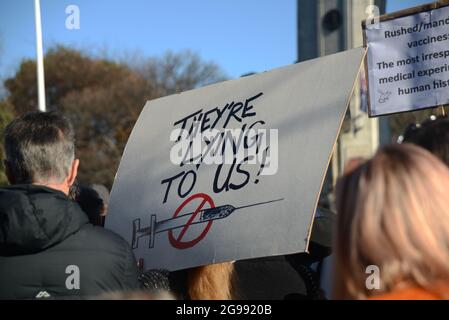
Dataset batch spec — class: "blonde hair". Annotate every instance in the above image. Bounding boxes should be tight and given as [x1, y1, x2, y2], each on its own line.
[334, 144, 449, 299]
[97, 290, 175, 300]
[187, 262, 236, 300]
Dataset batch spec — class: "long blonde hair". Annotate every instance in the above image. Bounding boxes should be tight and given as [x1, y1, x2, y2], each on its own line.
[334, 144, 449, 299]
[187, 262, 236, 300]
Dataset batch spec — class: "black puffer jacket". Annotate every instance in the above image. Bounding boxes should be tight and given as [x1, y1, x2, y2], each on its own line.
[0, 185, 139, 299]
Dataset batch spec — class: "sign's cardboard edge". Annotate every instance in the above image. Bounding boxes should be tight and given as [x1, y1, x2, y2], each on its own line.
[304, 47, 368, 254]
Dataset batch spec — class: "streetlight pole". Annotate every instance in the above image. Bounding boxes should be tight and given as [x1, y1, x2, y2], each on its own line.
[34, 0, 46, 112]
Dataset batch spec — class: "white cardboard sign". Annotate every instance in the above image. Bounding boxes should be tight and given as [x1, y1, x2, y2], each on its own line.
[105, 48, 365, 271]
[365, 4, 449, 116]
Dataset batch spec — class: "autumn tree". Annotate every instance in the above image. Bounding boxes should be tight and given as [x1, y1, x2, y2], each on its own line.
[135, 50, 227, 97]
[1, 46, 226, 188]
[0, 101, 14, 186]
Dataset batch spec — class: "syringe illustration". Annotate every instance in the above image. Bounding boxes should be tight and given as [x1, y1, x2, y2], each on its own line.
[131, 198, 284, 249]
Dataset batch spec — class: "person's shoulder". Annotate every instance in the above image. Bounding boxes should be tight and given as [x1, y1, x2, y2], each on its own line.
[370, 282, 449, 300]
[77, 224, 131, 252]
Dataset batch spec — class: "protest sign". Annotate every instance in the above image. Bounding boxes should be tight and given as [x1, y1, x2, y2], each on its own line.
[105, 47, 366, 271]
[363, 1, 449, 117]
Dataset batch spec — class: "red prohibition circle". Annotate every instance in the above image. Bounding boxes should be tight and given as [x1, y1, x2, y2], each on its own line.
[168, 193, 215, 249]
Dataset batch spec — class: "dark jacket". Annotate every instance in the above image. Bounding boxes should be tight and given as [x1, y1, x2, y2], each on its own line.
[139, 208, 335, 300]
[0, 185, 139, 299]
[140, 257, 309, 300]
[233, 255, 308, 300]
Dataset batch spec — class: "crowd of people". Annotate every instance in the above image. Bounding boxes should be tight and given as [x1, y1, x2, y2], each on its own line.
[1, 111, 449, 300]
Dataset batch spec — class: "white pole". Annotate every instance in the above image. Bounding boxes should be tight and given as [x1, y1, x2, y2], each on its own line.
[34, 0, 46, 112]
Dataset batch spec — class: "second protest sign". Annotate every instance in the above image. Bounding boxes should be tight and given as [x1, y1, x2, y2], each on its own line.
[364, 2, 449, 117]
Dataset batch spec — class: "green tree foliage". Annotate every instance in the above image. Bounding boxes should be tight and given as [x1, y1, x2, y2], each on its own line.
[2, 46, 226, 188]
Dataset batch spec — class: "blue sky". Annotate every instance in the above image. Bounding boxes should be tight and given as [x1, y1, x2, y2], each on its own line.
[0, 0, 431, 85]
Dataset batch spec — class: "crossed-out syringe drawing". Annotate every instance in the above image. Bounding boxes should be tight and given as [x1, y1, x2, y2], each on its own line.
[131, 193, 284, 250]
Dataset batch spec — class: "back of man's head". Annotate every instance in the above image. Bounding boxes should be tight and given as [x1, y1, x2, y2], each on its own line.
[3, 111, 75, 185]
[404, 117, 449, 168]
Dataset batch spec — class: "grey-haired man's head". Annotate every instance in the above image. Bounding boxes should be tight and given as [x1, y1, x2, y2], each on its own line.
[3, 111, 79, 194]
